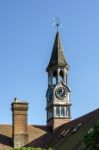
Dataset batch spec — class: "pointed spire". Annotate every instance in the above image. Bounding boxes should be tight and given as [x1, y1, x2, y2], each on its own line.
[46, 32, 69, 71]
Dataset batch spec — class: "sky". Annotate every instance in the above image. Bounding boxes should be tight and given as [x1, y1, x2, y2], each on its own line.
[0, 0, 99, 125]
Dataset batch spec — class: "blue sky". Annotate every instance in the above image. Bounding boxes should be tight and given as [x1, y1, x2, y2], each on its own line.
[0, 0, 99, 125]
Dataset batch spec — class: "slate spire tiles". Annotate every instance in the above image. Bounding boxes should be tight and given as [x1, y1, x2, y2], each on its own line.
[46, 32, 69, 71]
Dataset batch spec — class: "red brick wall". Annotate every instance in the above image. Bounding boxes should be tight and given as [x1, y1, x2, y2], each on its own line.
[47, 118, 70, 130]
[11, 101, 28, 148]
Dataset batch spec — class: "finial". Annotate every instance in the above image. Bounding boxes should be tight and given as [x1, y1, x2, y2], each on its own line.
[53, 17, 61, 32]
[14, 97, 20, 102]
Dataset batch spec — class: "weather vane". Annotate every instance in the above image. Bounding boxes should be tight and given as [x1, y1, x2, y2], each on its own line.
[53, 17, 61, 32]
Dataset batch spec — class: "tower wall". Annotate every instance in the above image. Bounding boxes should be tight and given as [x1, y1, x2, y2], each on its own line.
[11, 98, 28, 148]
[46, 32, 72, 131]
[47, 118, 70, 130]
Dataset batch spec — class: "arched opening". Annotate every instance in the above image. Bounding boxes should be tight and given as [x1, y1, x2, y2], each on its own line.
[52, 71, 57, 85]
[59, 70, 64, 82]
[52, 77, 57, 85]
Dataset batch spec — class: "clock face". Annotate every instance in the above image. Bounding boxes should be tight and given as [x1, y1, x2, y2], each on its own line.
[55, 87, 68, 100]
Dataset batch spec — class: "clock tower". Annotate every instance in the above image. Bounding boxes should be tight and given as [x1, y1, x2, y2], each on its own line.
[46, 32, 71, 130]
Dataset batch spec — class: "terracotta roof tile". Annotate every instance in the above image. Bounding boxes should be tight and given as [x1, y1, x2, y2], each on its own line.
[0, 124, 52, 149]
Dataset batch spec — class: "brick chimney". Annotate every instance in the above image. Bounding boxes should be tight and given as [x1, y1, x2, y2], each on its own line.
[11, 98, 28, 148]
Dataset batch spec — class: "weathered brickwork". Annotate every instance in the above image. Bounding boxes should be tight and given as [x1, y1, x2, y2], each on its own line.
[11, 99, 28, 148]
[47, 118, 70, 130]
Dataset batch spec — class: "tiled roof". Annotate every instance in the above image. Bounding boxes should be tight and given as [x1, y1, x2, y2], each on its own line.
[0, 108, 98, 150]
[0, 124, 52, 149]
[48, 108, 99, 150]
[27, 125, 52, 148]
[0, 125, 12, 150]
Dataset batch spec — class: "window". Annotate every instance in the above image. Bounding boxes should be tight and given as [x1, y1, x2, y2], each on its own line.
[56, 107, 60, 116]
[49, 111, 52, 118]
[61, 107, 65, 116]
[66, 107, 70, 117]
[48, 111, 50, 119]
[48, 110, 53, 119]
